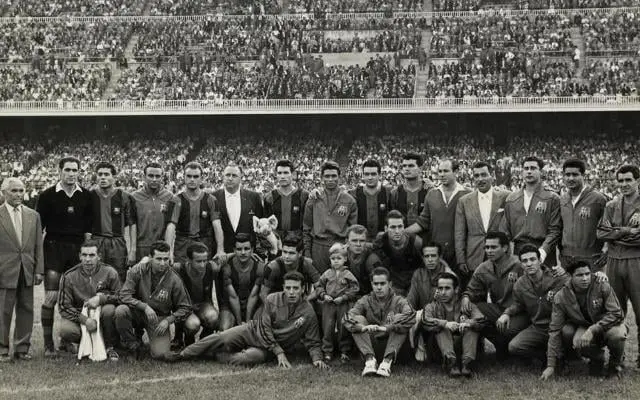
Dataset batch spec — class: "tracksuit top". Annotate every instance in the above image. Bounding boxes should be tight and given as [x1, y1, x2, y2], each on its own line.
[547, 278, 624, 367]
[343, 292, 415, 333]
[597, 195, 640, 259]
[58, 262, 122, 324]
[422, 300, 487, 332]
[463, 255, 524, 310]
[316, 268, 360, 301]
[303, 189, 358, 245]
[500, 185, 562, 255]
[504, 269, 569, 329]
[250, 292, 323, 362]
[406, 260, 454, 311]
[119, 261, 192, 323]
[560, 186, 607, 258]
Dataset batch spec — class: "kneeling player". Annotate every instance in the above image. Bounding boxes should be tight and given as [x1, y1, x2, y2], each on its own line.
[115, 241, 192, 359]
[58, 240, 121, 360]
[174, 243, 221, 347]
[422, 273, 487, 378]
[541, 261, 626, 380]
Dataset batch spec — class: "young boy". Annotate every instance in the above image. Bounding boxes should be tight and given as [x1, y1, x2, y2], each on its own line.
[317, 243, 360, 363]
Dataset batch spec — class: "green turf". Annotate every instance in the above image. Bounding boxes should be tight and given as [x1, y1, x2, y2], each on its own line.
[1, 286, 638, 400]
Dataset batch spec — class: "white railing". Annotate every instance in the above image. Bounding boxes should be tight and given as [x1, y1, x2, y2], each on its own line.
[0, 96, 637, 115]
[0, 6, 638, 23]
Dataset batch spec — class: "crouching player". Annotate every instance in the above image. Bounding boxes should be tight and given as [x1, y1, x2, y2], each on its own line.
[421, 272, 487, 378]
[343, 267, 414, 378]
[115, 241, 192, 359]
[58, 240, 122, 360]
[541, 261, 626, 380]
[173, 243, 221, 347]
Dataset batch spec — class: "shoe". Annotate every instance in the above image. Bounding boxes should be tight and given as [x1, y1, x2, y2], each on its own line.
[461, 362, 473, 378]
[376, 359, 392, 377]
[362, 358, 378, 377]
[170, 339, 184, 351]
[44, 347, 57, 358]
[164, 351, 183, 363]
[0, 354, 11, 363]
[588, 359, 605, 377]
[106, 348, 119, 362]
[323, 354, 332, 363]
[59, 342, 79, 355]
[339, 353, 350, 365]
[445, 357, 461, 378]
[14, 353, 32, 361]
[607, 364, 623, 379]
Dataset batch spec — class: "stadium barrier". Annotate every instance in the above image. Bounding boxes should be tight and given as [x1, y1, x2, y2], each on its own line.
[0, 96, 637, 115]
[0, 6, 638, 23]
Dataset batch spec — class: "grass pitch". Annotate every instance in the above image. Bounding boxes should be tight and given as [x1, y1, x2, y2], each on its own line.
[1, 286, 638, 400]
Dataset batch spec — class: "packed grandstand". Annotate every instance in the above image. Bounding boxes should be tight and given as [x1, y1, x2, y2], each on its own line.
[0, 0, 636, 109]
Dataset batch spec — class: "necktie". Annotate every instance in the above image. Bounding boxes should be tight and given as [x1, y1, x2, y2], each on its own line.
[13, 207, 22, 246]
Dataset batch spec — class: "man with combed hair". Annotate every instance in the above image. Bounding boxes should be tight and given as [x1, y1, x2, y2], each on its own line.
[213, 163, 264, 253]
[407, 159, 471, 273]
[89, 162, 137, 282]
[219, 233, 264, 331]
[421, 272, 487, 377]
[264, 160, 309, 239]
[0, 177, 43, 361]
[455, 161, 510, 277]
[541, 261, 626, 380]
[165, 162, 225, 264]
[343, 267, 415, 378]
[461, 231, 527, 358]
[167, 271, 329, 370]
[500, 156, 561, 268]
[261, 234, 320, 302]
[497, 244, 569, 363]
[36, 157, 93, 357]
[131, 162, 176, 260]
[372, 210, 423, 297]
[58, 240, 121, 361]
[115, 241, 192, 359]
[345, 225, 380, 296]
[303, 161, 357, 274]
[559, 159, 607, 270]
[173, 242, 221, 347]
[349, 159, 391, 240]
[390, 153, 432, 227]
[597, 164, 640, 367]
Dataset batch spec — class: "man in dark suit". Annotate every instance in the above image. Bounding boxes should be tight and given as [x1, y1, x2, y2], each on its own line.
[455, 161, 510, 277]
[0, 178, 44, 361]
[213, 163, 263, 253]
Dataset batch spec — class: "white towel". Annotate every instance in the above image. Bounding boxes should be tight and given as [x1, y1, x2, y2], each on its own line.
[78, 306, 107, 362]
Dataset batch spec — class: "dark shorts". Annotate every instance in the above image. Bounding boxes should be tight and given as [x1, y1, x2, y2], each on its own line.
[94, 236, 128, 280]
[44, 238, 82, 276]
[174, 236, 214, 264]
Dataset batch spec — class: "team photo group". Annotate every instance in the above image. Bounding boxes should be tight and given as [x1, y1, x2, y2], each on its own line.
[2, 151, 638, 382]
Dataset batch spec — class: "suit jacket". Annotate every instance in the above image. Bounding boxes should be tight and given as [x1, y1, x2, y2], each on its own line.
[213, 189, 264, 252]
[455, 188, 510, 272]
[0, 205, 44, 289]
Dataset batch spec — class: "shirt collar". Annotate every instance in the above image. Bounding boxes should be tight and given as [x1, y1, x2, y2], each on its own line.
[4, 202, 21, 213]
[55, 182, 82, 196]
[478, 187, 493, 199]
[438, 182, 465, 197]
[225, 188, 241, 198]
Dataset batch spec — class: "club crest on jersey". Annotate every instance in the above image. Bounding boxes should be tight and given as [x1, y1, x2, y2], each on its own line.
[293, 205, 300, 213]
[67, 206, 75, 214]
[294, 316, 305, 328]
[201, 210, 208, 218]
[157, 289, 169, 301]
[507, 272, 518, 282]
[380, 203, 386, 211]
[113, 207, 121, 215]
[630, 212, 640, 227]
[385, 312, 396, 325]
[535, 201, 547, 213]
[337, 205, 348, 217]
[592, 299, 603, 309]
[579, 207, 590, 219]
[160, 203, 167, 212]
[96, 281, 105, 291]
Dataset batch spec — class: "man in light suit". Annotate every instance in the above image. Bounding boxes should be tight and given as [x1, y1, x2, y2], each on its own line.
[0, 178, 43, 361]
[213, 163, 263, 254]
[455, 161, 510, 278]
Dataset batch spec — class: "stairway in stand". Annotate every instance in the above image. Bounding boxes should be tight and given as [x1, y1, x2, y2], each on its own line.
[414, 30, 432, 98]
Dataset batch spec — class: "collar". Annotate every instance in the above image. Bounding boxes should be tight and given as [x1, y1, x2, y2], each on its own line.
[571, 186, 587, 202]
[478, 187, 493, 199]
[225, 188, 241, 198]
[4, 202, 21, 213]
[438, 182, 465, 198]
[55, 182, 82, 196]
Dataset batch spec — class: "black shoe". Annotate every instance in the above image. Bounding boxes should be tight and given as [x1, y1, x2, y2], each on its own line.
[14, 353, 32, 361]
[445, 357, 461, 378]
[164, 351, 183, 363]
[170, 339, 184, 351]
[607, 364, 623, 379]
[589, 359, 605, 377]
[461, 362, 473, 378]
